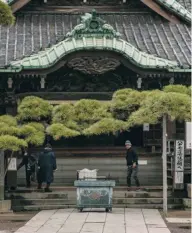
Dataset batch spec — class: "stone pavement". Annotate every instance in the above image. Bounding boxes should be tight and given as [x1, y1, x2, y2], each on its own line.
[11, 208, 171, 233]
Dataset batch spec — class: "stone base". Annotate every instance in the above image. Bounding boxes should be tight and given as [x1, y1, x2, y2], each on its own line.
[183, 198, 191, 209]
[0, 200, 12, 213]
[0, 185, 4, 200]
[187, 184, 191, 198]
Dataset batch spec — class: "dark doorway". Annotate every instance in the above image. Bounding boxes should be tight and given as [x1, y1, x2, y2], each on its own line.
[114, 126, 143, 147]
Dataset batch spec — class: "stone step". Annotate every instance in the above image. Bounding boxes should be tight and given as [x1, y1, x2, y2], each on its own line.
[11, 198, 182, 206]
[13, 204, 76, 211]
[9, 185, 172, 192]
[12, 203, 183, 212]
[113, 204, 184, 209]
[113, 198, 182, 205]
[6, 191, 76, 200]
[6, 190, 173, 200]
[12, 199, 76, 205]
[113, 190, 172, 198]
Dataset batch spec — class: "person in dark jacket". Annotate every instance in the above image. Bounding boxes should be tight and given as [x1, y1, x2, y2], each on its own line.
[17, 148, 36, 188]
[125, 140, 140, 188]
[37, 144, 57, 192]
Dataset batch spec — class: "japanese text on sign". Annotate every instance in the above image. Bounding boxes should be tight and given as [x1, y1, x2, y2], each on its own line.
[175, 140, 184, 184]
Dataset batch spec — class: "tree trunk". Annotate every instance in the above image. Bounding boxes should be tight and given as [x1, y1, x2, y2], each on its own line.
[0, 151, 4, 200]
[162, 114, 167, 215]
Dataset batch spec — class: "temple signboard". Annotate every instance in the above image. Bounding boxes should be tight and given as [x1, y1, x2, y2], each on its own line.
[174, 140, 184, 188]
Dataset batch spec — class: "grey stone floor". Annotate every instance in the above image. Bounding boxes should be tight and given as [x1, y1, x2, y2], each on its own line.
[12, 208, 171, 233]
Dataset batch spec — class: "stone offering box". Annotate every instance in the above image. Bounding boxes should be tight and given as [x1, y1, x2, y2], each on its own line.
[75, 169, 115, 212]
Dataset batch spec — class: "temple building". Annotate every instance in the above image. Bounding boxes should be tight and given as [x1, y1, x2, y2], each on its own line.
[0, 0, 191, 187]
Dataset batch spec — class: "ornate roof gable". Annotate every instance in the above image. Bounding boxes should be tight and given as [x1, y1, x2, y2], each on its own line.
[0, 10, 184, 73]
[66, 10, 121, 39]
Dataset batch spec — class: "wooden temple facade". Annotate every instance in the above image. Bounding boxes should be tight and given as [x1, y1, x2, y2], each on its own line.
[0, 0, 191, 185]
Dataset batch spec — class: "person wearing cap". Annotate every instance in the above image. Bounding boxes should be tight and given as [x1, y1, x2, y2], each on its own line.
[125, 140, 140, 189]
[37, 144, 57, 192]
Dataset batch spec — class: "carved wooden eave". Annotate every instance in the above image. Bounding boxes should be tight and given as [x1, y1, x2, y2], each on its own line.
[7, 0, 31, 13]
[0, 10, 186, 75]
[155, 0, 191, 24]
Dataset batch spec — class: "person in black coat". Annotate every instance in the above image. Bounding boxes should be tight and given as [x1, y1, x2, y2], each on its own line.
[125, 140, 140, 188]
[37, 144, 57, 192]
[17, 148, 36, 188]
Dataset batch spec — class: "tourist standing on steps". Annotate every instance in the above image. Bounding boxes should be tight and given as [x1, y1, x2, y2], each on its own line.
[37, 144, 57, 192]
[17, 148, 36, 188]
[125, 140, 140, 189]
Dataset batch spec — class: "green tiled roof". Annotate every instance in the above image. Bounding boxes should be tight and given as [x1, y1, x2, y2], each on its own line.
[155, 0, 191, 23]
[7, 37, 178, 72]
[0, 10, 181, 73]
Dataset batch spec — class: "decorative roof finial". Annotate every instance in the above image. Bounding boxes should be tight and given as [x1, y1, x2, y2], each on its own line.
[66, 10, 121, 39]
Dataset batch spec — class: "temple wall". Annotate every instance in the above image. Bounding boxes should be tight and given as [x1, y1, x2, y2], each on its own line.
[17, 155, 163, 186]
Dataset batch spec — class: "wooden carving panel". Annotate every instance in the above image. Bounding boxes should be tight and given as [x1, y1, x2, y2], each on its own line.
[67, 57, 120, 75]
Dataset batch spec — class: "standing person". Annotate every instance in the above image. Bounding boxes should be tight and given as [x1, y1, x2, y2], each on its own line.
[37, 144, 57, 192]
[125, 140, 140, 189]
[17, 148, 36, 188]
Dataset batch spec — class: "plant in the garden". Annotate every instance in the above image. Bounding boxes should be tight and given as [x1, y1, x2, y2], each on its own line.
[83, 118, 127, 136]
[0, 0, 15, 25]
[163, 84, 190, 95]
[0, 135, 27, 152]
[48, 99, 118, 138]
[46, 123, 80, 140]
[17, 96, 53, 144]
[0, 115, 27, 152]
[125, 84, 191, 215]
[19, 123, 45, 146]
[111, 88, 145, 120]
[127, 87, 191, 127]
[17, 96, 53, 121]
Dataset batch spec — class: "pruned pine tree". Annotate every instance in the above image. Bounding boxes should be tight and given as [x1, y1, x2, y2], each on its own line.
[127, 89, 191, 127]
[125, 85, 191, 214]
[0, 1, 15, 25]
[49, 99, 127, 138]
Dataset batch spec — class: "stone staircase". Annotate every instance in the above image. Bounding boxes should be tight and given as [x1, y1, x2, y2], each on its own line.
[5, 186, 184, 211]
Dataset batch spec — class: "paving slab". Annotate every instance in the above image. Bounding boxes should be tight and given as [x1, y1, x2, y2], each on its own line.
[12, 208, 172, 233]
[126, 226, 148, 233]
[148, 228, 171, 233]
[80, 223, 104, 233]
[86, 212, 106, 223]
[142, 209, 167, 228]
[166, 217, 191, 223]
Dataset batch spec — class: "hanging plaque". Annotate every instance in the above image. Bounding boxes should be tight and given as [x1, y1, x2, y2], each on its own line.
[143, 123, 150, 131]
